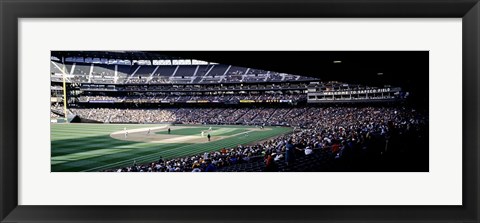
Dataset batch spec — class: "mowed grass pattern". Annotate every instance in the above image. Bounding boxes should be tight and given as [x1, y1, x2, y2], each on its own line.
[51, 124, 292, 172]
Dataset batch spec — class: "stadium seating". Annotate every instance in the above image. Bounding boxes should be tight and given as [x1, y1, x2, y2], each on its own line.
[93, 64, 115, 76]
[72, 62, 91, 76]
[173, 65, 197, 77]
[50, 61, 65, 74]
[117, 64, 134, 77]
[205, 64, 229, 76]
[154, 66, 176, 76]
[132, 65, 155, 77]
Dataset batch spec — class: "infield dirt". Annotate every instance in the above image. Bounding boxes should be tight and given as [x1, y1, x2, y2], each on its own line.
[110, 125, 270, 144]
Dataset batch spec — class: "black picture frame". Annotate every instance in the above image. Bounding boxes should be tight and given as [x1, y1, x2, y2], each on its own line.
[1, 0, 479, 222]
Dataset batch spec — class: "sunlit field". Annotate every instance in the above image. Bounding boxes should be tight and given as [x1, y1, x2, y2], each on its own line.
[51, 123, 292, 172]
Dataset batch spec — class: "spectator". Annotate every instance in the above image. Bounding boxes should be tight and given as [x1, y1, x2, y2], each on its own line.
[264, 154, 278, 172]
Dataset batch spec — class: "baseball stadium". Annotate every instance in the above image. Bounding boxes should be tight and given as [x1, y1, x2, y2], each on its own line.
[50, 51, 429, 172]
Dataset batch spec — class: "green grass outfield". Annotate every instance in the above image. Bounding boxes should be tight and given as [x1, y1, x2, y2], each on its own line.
[51, 123, 292, 172]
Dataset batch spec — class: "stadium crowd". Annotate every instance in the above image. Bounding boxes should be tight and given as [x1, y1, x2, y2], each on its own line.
[70, 108, 177, 123]
[68, 106, 427, 129]
[99, 106, 427, 172]
[75, 93, 306, 103]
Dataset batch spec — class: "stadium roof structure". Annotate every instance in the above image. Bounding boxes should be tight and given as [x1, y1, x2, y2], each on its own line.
[51, 51, 186, 61]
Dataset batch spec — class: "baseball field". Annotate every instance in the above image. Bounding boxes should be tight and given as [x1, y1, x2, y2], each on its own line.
[51, 123, 292, 172]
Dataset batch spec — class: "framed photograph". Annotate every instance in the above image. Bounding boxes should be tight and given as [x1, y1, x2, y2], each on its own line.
[48, 50, 429, 173]
[1, 0, 479, 222]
